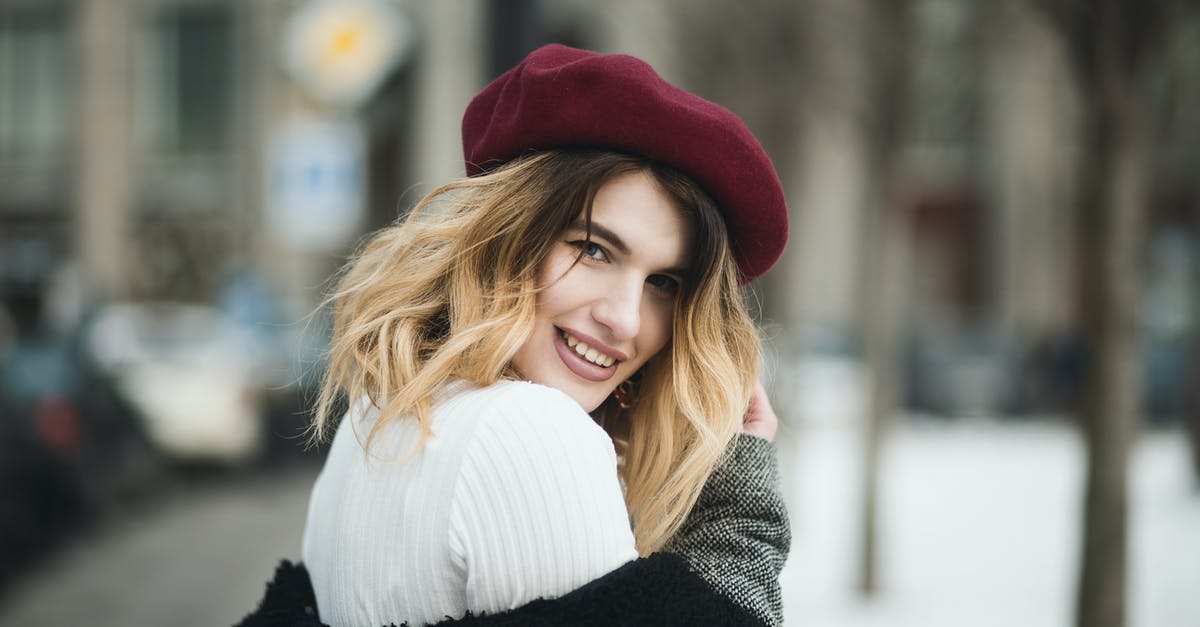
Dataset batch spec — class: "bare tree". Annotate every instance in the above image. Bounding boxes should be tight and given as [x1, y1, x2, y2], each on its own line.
[1033, 1, 1178, 625]
[856, 0, 913, 596]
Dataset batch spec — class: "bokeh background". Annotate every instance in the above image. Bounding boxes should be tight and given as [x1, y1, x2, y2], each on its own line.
[0, 1, 1197, 626]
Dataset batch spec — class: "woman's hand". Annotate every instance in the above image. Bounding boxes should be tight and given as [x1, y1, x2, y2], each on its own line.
[741, 381, 778, 442]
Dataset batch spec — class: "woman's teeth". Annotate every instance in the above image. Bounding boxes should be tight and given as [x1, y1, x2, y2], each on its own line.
[562, 331, 616, 367]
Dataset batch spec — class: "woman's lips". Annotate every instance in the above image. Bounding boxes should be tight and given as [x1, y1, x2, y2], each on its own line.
[554, 328, 619, 382]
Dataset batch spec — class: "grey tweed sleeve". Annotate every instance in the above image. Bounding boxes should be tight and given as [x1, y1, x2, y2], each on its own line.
[662, 434, 791, 626]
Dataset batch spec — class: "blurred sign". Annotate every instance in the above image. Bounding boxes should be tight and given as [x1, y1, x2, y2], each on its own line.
[282, 0, 412, 108]
[266, 117, 364, 251]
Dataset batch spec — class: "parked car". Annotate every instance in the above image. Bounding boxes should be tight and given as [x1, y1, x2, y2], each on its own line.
[82, 303, 268, 466]
[0, 336, 114, 593]
[0, 389, 88, 594]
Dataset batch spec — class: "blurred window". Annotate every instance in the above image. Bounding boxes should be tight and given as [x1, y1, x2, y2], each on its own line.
[0, 4, 69, 165]
[139, 2, 234, 157]
[911, 0, 981, 149]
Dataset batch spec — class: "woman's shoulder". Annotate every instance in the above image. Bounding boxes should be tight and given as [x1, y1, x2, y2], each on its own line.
[452, 378, 580, 407]
[448, 380, 603, 435]
[446, 381, 634, 595]
[445, 380, 616, 465]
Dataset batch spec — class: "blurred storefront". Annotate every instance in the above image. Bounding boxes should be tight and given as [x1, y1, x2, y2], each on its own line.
[0, 0, 1197, 422]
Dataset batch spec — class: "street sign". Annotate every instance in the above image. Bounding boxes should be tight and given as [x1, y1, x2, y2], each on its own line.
[266, 116, 365, 251]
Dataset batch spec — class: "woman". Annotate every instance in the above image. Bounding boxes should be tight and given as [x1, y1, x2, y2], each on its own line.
[238, 44, 790, 626]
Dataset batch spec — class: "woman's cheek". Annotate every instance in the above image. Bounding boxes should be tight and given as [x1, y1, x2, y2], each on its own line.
[643, 303, 675, 356]
[538, 246, 578, 286]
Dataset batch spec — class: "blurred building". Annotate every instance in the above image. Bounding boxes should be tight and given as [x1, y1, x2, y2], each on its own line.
[2, 0, 266, 332]
[0, 0, 703, 332]
[1, 0, 1196, 417]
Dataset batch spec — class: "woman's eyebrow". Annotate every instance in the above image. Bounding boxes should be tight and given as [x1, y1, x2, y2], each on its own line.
[568, 218, 689, 276]
[569, 219, 630, 255]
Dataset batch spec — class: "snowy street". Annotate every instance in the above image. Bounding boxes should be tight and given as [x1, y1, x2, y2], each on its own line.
[780, 419, 1200, 627]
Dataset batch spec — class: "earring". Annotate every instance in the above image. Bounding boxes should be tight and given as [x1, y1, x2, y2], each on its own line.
[613, 378, 638, 409]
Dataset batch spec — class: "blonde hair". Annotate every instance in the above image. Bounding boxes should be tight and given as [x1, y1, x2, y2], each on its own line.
[313, 149, 762, 554]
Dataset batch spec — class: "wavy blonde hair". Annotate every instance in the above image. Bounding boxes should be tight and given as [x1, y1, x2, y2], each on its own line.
[312, 148, 761, 554]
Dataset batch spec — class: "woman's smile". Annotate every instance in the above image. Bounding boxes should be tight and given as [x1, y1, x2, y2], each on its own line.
[553, 327, 621, 382]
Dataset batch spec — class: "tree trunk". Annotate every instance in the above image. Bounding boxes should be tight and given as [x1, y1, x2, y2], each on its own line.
[1033, 0, 1155, 622]
[857, 194, 908, 597]
[857, 0, 912, 597]
[1073, 4, 1147, 625]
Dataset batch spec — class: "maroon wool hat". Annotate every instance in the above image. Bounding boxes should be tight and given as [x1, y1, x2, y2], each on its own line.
[462, 44, 788, 285]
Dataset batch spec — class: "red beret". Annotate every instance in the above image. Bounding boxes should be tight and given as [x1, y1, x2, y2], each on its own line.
[462, 44, 788, 285]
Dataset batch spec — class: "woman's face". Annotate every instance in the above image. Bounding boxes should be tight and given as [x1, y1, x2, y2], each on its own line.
[511, 170, 692, 412]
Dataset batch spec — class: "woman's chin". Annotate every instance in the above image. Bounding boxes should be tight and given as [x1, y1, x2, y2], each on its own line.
[551, 380, 610, 413]
[511, 365, 612, 412]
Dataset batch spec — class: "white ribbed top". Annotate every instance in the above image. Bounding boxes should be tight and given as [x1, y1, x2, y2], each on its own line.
[301, 381, 638, 627]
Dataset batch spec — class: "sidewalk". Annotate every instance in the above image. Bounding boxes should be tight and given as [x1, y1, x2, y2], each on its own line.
[0, 468, 317, 627]
[779, 419, 1200, 627]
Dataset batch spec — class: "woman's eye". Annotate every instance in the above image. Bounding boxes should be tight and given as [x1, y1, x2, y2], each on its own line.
[584, 242, 606, 260]
[647, 274, 680, 294]
[570, 240, 608, 262]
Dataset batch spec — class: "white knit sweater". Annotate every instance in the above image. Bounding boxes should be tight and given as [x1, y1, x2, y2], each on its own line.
[301, 381, 638, 627]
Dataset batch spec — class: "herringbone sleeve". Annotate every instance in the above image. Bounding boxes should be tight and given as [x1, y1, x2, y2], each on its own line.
[663, 434, 791, 626]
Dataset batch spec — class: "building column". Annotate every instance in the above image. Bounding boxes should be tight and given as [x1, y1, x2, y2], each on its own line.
[409, 0, 485, 193]
[76, 0, 133, 298]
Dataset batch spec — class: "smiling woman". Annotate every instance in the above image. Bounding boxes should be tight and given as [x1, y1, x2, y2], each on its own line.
[239, 44, 790, 627]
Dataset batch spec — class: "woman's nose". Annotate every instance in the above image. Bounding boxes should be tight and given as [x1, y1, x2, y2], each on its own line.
[592, 278, 641, 340]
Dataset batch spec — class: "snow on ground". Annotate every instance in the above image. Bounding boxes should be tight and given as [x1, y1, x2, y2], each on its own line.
[777, 418, 1200, 627]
